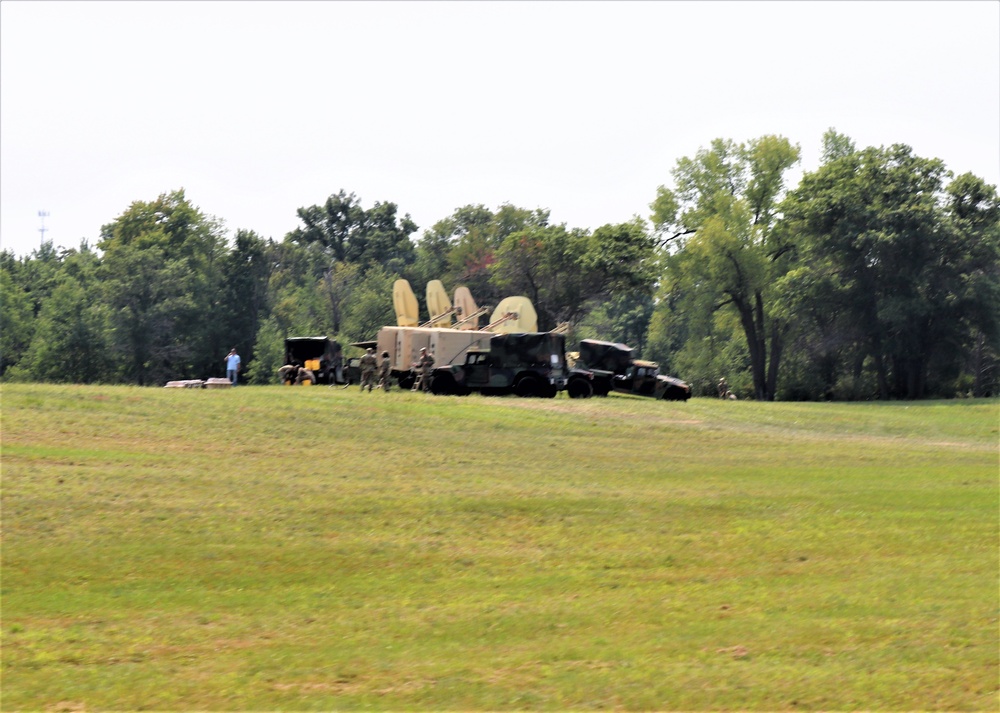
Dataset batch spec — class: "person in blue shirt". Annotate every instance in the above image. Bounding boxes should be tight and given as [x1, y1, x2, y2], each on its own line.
[225, 348, 241, 386]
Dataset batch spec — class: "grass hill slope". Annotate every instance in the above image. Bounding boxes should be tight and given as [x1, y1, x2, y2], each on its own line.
[2, 384, 997, 710]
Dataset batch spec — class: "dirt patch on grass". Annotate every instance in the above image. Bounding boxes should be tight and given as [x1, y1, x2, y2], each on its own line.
[272, 677, 436, 696]
[497, 397, 704, 425]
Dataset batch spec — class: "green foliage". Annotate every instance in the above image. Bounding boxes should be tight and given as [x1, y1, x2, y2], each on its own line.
[583, 218, 660, 295]
[432, 203, 551, 308]
[19, 278, 113, 383]
[219, 230, 273, 363]
[0, 260, 35, 376]
[290, 190, 417, 274]
[96, 190, 228, 383]
[820, 127, 856, 164]
[576, 292, 654, 355]
[245, 316, 285, 385]
[269, 282, 325, 338]
[338, 264, 397, 344]
[491, 219, 657, 331]
[1, 152, 994, 400]
[491, 224, 592, 329]
[317, 260, 360, 336]
[98, 188, 224, 265]
[658, 135, 801, 400]
[782, 144, 1000, 398]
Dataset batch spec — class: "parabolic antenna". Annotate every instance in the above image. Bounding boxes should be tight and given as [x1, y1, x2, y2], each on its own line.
[452, 286, 479, 330]
[426, 280, 452, 327]
[393, 279, 419, 327]
[490, 296, 538, 333]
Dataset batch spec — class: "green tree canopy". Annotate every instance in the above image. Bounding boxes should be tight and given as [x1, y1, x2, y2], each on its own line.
[781, 144, 1000, 398]
[655, 135, 802, 400]
[289, 190, 417, 274]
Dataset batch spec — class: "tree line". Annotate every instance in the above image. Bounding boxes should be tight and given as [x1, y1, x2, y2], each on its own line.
[2, 130, 998, 399]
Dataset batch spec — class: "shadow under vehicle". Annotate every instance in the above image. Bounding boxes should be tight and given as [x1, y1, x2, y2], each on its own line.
[283, 337, 349, 385]
[575, 339, 691, 401]
[428, 332, 595, 398]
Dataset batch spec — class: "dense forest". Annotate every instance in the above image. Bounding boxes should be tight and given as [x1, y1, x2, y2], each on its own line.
[3, 131, 998, 400]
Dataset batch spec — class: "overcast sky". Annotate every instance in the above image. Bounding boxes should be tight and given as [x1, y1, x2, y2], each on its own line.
[2, 1, 998, 258]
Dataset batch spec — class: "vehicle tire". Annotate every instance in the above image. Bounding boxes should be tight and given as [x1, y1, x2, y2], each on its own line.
[541, 383, 558, 398]
[514, 375, 541, 397]
[429, 373, 455, 395]
[397, 373, 415, 390]
[567, 377, 593, 399]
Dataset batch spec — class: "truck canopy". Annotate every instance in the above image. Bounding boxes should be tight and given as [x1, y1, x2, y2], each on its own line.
[578, 339, 634, 375]
[284, 337, 345, 385]
[490, 332, 567, 368]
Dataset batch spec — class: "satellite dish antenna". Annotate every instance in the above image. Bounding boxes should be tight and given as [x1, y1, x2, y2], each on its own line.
[425, 280, 452, 328]
[453, 286, 479, 330]
[490, 296, 538, 333]
[392, 279, 419, 327]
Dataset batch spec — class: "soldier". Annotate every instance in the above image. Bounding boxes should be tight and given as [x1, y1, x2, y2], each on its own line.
[377, 350, 392, 392]
[278, 362, 301, 385]
[359, 348, 378, 392]
[412, 347, 435, 392]
[718, 377, 729, 399]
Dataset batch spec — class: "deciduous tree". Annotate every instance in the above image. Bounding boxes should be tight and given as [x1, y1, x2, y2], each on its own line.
[781, 144, 1000, 398]
[655, 136, 801, 400]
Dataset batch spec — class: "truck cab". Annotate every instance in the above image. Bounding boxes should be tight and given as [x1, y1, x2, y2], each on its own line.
[430, 332, 571, 397]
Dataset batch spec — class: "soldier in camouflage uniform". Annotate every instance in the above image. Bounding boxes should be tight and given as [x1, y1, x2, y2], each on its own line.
[359, 348, 378, 392]
[413, 347, 435, 392]
[377, 351, 392, 392]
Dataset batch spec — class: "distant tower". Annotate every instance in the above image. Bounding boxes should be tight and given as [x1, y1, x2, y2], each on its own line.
[38, 210, 51, 247]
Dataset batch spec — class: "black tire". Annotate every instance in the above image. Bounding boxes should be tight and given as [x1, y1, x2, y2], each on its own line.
[567, 378, 593, 399]
[514, 375, 541, 398]
[429, 373, 455, 396]
[397, 373, 415, 390]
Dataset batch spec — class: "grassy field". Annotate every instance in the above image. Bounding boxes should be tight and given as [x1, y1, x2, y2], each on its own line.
[1, 383, 997, 711]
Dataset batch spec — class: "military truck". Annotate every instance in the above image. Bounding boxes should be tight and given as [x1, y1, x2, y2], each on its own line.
[352, 326, 495, 390]
[575, 339, 690, 401]
[428, 332, 594, 398]
[283, 337, 348, 385]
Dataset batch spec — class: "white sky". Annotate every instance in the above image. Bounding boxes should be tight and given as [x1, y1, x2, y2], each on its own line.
[2, 1, 998, 257]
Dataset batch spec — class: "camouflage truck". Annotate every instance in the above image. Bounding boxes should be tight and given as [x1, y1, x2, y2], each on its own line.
[575, 339, 691, 401]
[283, 337, 349, 385]
[428, 332, 595, 398]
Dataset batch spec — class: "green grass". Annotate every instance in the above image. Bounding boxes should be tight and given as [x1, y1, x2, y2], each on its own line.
[2, 384, 997, 711]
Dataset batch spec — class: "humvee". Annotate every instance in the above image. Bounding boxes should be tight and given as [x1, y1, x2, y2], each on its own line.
[575, 339, 690, 401]
[428, 332, 594, 398]
[612, 360, 691, 401]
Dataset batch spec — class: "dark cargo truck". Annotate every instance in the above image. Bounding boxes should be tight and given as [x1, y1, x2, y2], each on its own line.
[429, 332, 594, 398]
[283, 337, 348, 385]
[575, 339, 691, 401]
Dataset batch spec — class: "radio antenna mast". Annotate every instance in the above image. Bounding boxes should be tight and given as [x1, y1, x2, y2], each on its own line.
[38, 210, 51, 247]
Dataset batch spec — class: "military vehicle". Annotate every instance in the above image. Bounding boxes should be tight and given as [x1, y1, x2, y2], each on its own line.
[282, 337, 348, 385]
[428, 332, 595, 398]
[352, 326, 496, 390]
[353, 281, 544, 390]
[575, 339, 691, 401]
